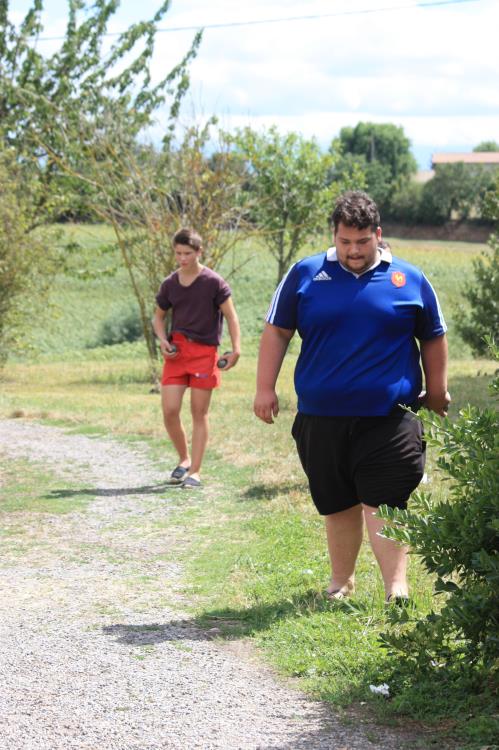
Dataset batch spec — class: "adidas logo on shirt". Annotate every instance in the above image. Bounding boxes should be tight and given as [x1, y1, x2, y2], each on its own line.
[313, 270, 332, 281]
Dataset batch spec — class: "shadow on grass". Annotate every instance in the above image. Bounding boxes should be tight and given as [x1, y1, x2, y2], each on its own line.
[44, 481, 181, 498]
[193, 588, 364, 638]
[240, 480, 306, 501]
[102, 589, 343, 647]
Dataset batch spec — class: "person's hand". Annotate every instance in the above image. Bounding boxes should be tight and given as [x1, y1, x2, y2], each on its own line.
[220, 351, 240, 371]
[254, 389, 279, 424]
[419, 390, 451, 417]
[160, 340, 177, 358]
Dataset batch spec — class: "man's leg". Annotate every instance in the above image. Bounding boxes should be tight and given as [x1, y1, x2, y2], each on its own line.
[325, 504, 363, 597]
[188, 387, 213, 481]
[161, 385, 190, 467]
[363, 505, 408, 599]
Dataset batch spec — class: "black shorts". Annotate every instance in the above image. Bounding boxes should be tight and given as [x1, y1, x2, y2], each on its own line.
[291, 411, 426, 515]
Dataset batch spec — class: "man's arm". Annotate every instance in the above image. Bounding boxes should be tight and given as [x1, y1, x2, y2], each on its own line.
[420, 334, 451, 416]
[219, 297, 241, 370]
[254, 323, 295, 424]
[152, 306, 175, 356]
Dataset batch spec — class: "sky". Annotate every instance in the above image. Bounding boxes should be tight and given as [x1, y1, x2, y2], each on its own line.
[10, 0, 499, 169]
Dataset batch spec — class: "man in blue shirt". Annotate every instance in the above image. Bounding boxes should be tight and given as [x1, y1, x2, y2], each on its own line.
[254, 191, 450, 603]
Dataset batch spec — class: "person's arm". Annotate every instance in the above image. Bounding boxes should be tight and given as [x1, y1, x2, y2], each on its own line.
[420, 334, 451, 416]
[152, 306, 175, 357]
[219, 297, 241, 370]
[254, 323, 295, 424]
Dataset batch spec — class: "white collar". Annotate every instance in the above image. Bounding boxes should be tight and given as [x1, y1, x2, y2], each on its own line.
[326, 245, 392, 278]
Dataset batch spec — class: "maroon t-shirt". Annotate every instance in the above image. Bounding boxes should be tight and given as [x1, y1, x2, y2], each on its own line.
[155, 267, 231, 346]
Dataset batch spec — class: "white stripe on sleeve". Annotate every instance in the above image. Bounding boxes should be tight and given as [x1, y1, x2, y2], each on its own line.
[423, 274, 447, 332]
[266, 263, 296, 323]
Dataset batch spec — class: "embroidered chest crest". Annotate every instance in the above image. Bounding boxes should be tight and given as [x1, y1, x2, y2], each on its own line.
[391, 271, 406, 288]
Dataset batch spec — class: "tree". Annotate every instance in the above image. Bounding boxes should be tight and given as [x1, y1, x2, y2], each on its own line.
[419, 162, 497, 225]
[45, 113, 250, 378]
[0, 147, 57, 361]
[0, 0, 201, 222]
[455, 174, 499, 355]
[336, 122, 417, 214]
[473, 141, 499, 152]
[231, 127, 355, 282]
[0, 0, 202, 366]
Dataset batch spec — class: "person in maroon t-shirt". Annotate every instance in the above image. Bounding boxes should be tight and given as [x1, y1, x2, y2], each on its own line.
[152, 228, 241, 488]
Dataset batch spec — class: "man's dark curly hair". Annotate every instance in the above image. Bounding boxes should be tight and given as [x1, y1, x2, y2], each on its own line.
[330, 191, 380, 232]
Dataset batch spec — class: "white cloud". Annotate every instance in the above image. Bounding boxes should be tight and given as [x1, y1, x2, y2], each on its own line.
[9, 0, 499, 165]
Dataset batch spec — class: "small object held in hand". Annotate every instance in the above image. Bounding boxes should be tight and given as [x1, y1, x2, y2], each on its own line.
[169, 343, 177, 354]
[217, 351, 232, 369]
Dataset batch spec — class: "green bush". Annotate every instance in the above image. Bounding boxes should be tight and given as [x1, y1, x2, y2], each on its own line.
[378, 345, 499, 673]
[387, 180, 424, 224]
[456, 234, 499, 356]
[0, 149, 58, 362]
[94, 308, 144, 347]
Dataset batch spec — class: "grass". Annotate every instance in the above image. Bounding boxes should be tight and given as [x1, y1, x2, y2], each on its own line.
[0, 458, 94, 515]
[1, 225, 497, 749]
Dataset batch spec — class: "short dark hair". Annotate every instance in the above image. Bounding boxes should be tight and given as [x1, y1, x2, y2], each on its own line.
[330, 191, 380, 232]
[173, 227, 203, 251]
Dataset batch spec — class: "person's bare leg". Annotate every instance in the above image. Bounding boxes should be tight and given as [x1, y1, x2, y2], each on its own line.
[325, 504, 363, 597]
[188, 387, 212, 480]
[161, 385, 190, 467]
[363, 505, 408, 599]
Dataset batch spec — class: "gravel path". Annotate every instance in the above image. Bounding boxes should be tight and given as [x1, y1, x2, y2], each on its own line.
[0, 419, 422, 749]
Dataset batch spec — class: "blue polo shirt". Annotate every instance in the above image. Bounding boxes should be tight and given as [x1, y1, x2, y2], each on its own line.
[266, 247, 447, 417]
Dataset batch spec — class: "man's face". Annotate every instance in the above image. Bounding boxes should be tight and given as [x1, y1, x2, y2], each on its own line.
[174, 243, 201, 270]
[334, 222, 382, 275]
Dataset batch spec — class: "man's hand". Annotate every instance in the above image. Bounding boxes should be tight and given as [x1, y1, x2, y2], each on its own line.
[419, 390, 451, 417]
[160, 340, 177, 358]
[254, 389, 280, 424]
[220, 351, 240, 371]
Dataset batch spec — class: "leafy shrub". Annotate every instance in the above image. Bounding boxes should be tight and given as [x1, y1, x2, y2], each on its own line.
[95, 308, 144, 347]
[378, 345, 499, 673]
[456, 235, 499, 356]
[419, 163, 497, 224]
[387, 180, 424, 224]
[0, 149, 58, 362]
[457, 178, 499, 356]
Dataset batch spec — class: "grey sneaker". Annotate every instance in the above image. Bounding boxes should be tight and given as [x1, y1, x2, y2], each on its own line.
[169, 465, 190, 484]
[181, 476, 202, 489]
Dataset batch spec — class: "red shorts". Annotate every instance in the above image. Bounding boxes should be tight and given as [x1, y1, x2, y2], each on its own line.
[161, 333, 220, 390]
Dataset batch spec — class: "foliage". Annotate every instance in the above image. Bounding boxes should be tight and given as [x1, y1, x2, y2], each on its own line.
[419, 162, 497, 224]
[456, 174, 499, 355]
[0, 0, 201, 222]
[231, 126, 348, 282]
[0, 147, 57, 362]
[335, 122, 417, 214]
[94, 308, 144, 347]
[1, 0, 206, 376]
[45, 116, 250, 375]
[455, 237, 499, 355]
[387, 180, 424, 224]
[378, 346, 499, 676]
[473, 141, 499, 152]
